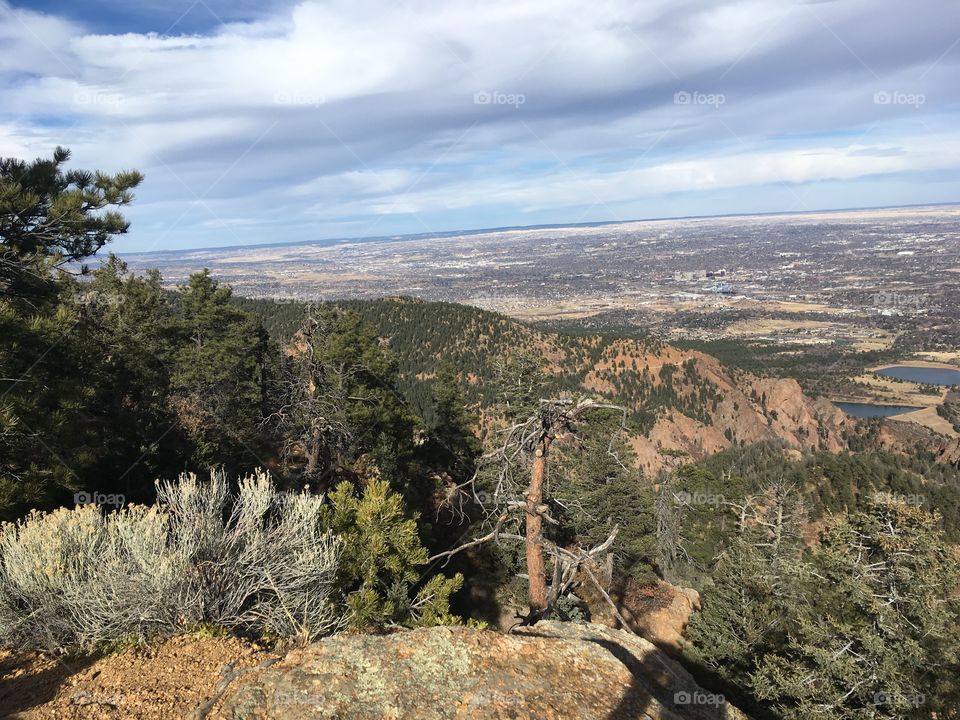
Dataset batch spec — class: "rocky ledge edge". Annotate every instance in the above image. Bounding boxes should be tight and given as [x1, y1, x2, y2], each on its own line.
[215, 620, 747, 720]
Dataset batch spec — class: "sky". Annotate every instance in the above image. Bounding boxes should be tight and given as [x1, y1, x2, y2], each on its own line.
[1, 0, 959, 252]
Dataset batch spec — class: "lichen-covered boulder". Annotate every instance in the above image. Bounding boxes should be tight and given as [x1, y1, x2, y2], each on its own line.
[216, 621, 747, 719]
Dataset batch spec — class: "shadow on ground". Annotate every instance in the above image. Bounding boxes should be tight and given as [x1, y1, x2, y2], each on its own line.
[0, 651, 94, 718]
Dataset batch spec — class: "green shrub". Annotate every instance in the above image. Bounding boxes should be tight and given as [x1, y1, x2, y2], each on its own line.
[322, 479, 464, 629]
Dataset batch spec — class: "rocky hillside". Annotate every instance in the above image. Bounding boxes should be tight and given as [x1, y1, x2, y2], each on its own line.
[334, 298, 851, 475]
[935, 436, 960, 467]
[236, 296, 853, 474]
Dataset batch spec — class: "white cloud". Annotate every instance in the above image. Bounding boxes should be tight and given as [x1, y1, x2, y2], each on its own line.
[0, 0, 957, 249]
[0, 3, 81, 76]
[297, 130, 960, 217]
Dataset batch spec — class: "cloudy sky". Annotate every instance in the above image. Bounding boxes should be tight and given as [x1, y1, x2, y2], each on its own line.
[2, 0, 958, 252]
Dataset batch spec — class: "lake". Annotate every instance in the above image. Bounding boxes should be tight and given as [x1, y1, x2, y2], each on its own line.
[874, 365, 960, 386]
[834, 402, 920, 418]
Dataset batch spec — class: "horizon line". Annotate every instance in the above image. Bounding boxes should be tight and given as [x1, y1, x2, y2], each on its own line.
[118, 200, 960, 257]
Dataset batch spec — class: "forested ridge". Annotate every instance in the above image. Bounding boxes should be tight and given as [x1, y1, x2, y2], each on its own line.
[238, 295, 742, 433]
[2, 149, 959, 719]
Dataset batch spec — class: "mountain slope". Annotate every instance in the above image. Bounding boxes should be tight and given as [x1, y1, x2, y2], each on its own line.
[240, 296, 851, 475]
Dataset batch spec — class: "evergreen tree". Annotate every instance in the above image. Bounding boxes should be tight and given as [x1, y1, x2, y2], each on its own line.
[169, 270, 271, 472]
[753, 497, 960, 719]
[0, 146, 142, 305]
[424, 361, 481, 483]
[76, 257, 186, 498]
[0, 296, 87, 516]
[686, 537, 785, 687]
[0, 149, 142, 517]
[554, 417, 657, 584]
[268, 306, 422, 497]
[321, 479, 464, 628]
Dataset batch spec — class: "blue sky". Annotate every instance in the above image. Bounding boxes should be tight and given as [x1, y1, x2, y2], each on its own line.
[2, 0, 959, 252]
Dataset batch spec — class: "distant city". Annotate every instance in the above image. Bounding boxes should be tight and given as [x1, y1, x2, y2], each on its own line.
[121, 203, 960, 351]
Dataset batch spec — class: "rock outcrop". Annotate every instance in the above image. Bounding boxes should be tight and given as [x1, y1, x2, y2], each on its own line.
[629, 357, 850, 476]
[216, 621, 746, 720]
[629, 585, 701, 655]
[935, 436, 960, 467]
[579, 580, 701, 657]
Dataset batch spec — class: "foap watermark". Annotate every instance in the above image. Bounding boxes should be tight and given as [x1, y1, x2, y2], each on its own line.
[274, 689, 326, 707]
[274, 91, 325, 107]
[873, 491, 925, 507]
[474, 90, 525, 108]
[249, 294, 318, 305]
[73, 288, 126, 307]
[675, 490, 726, 507]
[674, 690, 725, 707]
[873, 90, 925, 108]
[75, 491, 126, 509]
[74, 90, 124, 108]
[872, 691, 925, 708]
[674, 90, 725, 108]
[473, 490, 523, 506]
[871, 291, 928, 309]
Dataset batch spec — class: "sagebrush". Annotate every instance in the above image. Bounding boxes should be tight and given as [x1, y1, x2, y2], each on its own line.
[0, 469, 342, 653]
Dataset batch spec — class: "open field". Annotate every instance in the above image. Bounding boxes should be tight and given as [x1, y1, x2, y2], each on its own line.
[847, 373, 946, 406]
[913, 351, 960, 364]
[871, 359, 960, 371]
[725, 318, 834, 335]
[893, 406, 959, 437]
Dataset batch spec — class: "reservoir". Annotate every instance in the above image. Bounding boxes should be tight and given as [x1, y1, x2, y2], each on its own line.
[874, 366, 960, 386]
[834, 402, 920, 418]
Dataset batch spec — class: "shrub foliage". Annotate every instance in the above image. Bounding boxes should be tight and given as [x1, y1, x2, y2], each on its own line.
[0, 470, 342, 653]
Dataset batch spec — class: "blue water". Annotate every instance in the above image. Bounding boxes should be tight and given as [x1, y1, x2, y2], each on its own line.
[875, 366, 960, 386]
[835, 402, 919, 418]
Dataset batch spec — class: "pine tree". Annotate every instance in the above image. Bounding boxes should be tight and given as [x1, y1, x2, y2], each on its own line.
[0, 149, 143, 518]
[751, 497, 960, 719]
[0, 146, 142, 305]
[321, 479, 463, 628]
[70, 257, 184, 500]
[555, 418, 657, 584]
[685, 478, 804, 690]
[267, 306, 422, 497]
[169, 270, 271, 472]
[425, 361, 481, 483]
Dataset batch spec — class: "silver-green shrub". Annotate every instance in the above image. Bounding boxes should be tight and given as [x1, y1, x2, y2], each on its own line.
[0, 470, 342, 653]
[0, 503, 189, 653]
[159, 469, 344, 643]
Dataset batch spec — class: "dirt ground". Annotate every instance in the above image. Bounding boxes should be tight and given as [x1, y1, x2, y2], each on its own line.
[848, 372, 946, 407]
[893, 406, 959, 438]
[0, 635, 275, 719]
[871, 358, 960, 370]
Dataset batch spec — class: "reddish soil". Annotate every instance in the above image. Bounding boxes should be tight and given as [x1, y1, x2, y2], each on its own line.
[0, 635, 275, 719]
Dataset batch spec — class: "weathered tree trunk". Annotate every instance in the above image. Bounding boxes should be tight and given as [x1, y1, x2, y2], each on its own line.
[526, 436, 550, 615]
[306, 430, 321, 476]
[655, 480, 680, 583]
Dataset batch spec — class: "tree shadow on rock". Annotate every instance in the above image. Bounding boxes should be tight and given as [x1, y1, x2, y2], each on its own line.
[585, 638, 729, 720]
